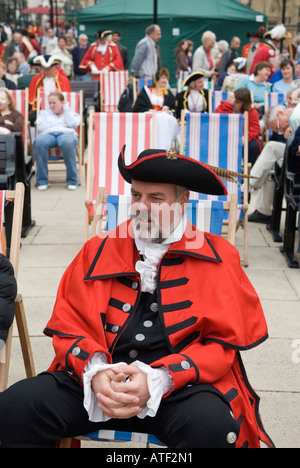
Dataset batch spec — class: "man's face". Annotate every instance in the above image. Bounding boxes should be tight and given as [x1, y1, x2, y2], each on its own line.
[42, 65, 56, 77]
[130, 180, 188, 243]
[231, 38, 241, 50]
[78, 36, 88, 48]
[268, 108, 293, 133]
[149, 27, 161, 43]
[13, 32, 22, 44]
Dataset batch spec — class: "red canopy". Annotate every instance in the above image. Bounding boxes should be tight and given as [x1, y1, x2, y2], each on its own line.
[20, 5, 65, 16]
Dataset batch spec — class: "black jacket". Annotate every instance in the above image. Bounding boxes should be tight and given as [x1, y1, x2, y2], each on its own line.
[0, 254, 17, 345]
[133, 87, 175, 113]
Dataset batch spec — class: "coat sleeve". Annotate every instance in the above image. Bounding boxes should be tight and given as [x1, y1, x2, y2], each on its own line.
[44, 242, 111, 385]
[152, 237, 268, 396]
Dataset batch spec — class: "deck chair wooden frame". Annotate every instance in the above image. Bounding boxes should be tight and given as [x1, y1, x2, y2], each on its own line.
[35, 89, 84, 185]
[84, 108, 156, 241]
[0, 183, 35, 391]
[60, 190, 237, 448]
[99, 71, 128, 112]
[11, 88, 29, 157]
[180, 110, 249, 266]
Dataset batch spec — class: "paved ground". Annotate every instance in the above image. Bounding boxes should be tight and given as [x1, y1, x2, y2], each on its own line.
[6, 164, 300, 449]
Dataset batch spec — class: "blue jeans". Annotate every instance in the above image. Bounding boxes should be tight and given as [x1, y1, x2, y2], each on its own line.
[33, 132, 78, 186]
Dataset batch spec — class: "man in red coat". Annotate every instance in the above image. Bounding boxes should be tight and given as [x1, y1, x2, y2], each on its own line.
[79, 28, 124, 80]
[0, 148, 274, 448]
[242, 27, 265, 74]
[249, 24, 286, 77]
[28, 55, 71, 124]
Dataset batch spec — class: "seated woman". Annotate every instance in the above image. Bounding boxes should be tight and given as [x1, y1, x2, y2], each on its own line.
[234, 61, 271, 118]
[5, 57, 22, 86]
[215, 87, 261, 166]
[33, 91, 80, 191]
[133, 68, 175, 113]
[272, 58, 295, 94]
[0, 254, 17, 364]
[133, 68, 179, 149]
[0, 87, 24, 134]
[174, 71, 209, 121]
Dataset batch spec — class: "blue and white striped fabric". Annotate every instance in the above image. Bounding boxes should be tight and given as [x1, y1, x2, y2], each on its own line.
[211, 91, 230, 112]
[267, 91, 286, 107]
[106, 195, 225, 236]
[185, 112, 244, 219]
[186, 199, 224, 236]
[79, 429, 164, 446]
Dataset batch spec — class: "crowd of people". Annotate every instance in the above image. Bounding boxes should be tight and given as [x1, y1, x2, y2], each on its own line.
[0, 19, 299, 449]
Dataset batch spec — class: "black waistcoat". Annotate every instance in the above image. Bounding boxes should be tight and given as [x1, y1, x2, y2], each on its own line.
[112, 291, 169, 365]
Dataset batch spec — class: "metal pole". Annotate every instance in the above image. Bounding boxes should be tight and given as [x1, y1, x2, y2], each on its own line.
[49, 0, 54, 29]
[153, 0, 157, 24]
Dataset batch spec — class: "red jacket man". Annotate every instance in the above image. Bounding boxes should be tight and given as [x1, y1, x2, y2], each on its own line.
[28, 55, 71, 116]
[79, 29, 124, 80]
[0, 148, 275, 448]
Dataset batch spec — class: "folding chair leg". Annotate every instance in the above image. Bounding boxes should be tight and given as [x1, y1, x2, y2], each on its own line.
[280, 204, 299, 268]
[0, 325, 13, 392]
[14, 294, 36, 379]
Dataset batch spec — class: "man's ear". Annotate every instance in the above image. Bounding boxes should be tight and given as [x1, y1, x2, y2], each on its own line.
[180, 190, 190, 213]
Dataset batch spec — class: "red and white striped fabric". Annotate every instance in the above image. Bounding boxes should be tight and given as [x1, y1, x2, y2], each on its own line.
[39, 91, 80, 113]
[100, 71, 128, 112]
[11, 89, 28, 142]
[0, 190, 6, 255]
[92, 112, 153, 202]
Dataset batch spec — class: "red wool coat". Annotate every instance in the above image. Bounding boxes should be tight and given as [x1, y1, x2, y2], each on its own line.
[79, 40, 124, 80]
[45, 221, 274, 448]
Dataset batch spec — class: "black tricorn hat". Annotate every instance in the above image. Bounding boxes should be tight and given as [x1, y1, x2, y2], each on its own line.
[33, 54, 61, 68]
[182, 71, 205, 88]
[96, 29, 112, 39]
[118, 146, 227, 196]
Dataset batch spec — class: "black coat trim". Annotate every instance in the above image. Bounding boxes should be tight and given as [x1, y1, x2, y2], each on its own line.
[161, 257, 185, 266]
[166, 316, 198, 335]
[173, 331, 200, 353]
[162, 300, 193, 313]
[205, 333, 269, 351]
[108, 297, 131, 311]
[160, 277, 189, 289]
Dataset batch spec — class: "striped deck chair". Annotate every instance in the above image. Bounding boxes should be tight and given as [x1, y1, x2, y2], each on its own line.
[264, 91, 286, 142]
[36, 89, 84, 184]
[11, 88, 29, 157]
[181, 111, 249, 266]
[209, 90, 230, 112]
[100, 71, 128, 112]
[60, 190, 237, 448]
[84, 109, 155, 240]
[132, 77, 153, 104]
[0, 183, 35, 391]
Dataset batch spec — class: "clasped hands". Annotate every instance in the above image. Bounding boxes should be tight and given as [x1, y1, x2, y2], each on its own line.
[92, 364, 150, 419]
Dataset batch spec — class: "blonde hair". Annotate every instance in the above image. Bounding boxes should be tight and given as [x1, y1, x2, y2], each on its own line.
[48, 91, 65, 102]
[0, 88, 16, 110]
[201, 31, 216, 46]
